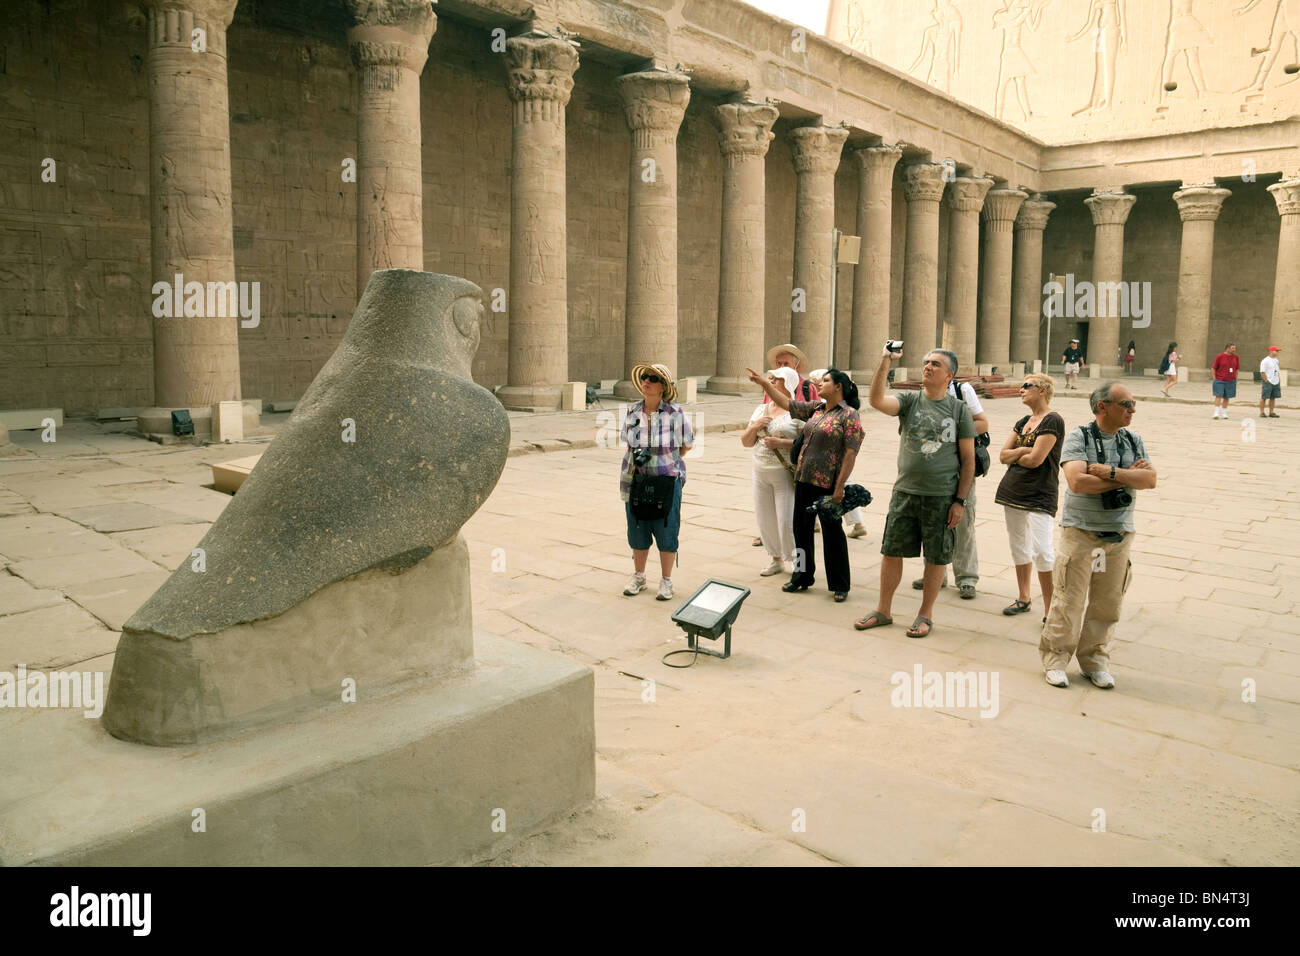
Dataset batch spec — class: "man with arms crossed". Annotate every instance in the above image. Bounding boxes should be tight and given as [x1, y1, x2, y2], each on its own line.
[1042, 381, 1157, 689]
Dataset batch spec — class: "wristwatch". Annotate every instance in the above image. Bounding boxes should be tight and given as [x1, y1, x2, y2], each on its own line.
[1108, 465, 1116, 481]
[952, 496, 966, 506]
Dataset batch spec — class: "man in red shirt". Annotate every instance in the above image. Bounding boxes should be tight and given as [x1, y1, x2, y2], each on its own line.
[1210, 343, 1240, 420]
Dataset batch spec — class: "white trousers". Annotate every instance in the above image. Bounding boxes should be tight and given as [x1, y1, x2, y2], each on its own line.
[753, 466, 796, 562]
[1003, 505, 1055, 572]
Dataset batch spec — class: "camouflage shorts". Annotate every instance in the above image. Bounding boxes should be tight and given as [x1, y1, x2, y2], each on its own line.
[881, 489, 955, 564]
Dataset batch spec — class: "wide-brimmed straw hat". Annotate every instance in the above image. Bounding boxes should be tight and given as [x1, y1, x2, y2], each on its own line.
[766, 343, 809, 371]
[630, 362, 678, 403]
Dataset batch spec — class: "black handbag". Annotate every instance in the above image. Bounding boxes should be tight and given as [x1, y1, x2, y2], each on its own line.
[630, 472, 677, 522]
[974, 431, 991, 478]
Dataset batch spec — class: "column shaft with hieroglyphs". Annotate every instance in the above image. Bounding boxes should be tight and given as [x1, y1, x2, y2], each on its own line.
[1011, 195, 1055, 364]
[942, 176, 992, 370]
[614, 70, 690, 399]
[346, 0, 436, 297]
[145, 0, 241, 408]
[902, 163, 947, 363]
[1268, 178, 1300, 369]
[978, 187, 1027, 366]
[1173, 183, 1230, 368]
[709, 101, 777, 395]
[850, 145, 901, 372]
[789, 125, 849, 370]
[1084, 188, 1136, 370]
[497, 35, 579, 412]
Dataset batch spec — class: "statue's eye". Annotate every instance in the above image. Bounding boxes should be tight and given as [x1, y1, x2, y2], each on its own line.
[452, 297, 480, 338]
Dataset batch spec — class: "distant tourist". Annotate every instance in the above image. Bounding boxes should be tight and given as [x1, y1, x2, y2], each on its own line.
[1259, 345, 1282, 419]
[751, 344, 820, 548]
[747, 366, 863, 602]
[1062, 338, 1085, 390]
[1124, 340, 1136, 376]
[856, 346, 975, 638]
[742, 367, 804, 577]
[1159, 342, 1179, 396]
[1042, 382, 1157, 689]
[1211, 342, 1240, 420]
[995, 373, 1064, 620]
[620, 363, 694, 601]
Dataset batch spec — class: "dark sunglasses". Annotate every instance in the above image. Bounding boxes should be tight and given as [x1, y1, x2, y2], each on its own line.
[1102, 399, 1137, 409]
[639, 374, 662, 384]
[1020, 382, 1038, 390]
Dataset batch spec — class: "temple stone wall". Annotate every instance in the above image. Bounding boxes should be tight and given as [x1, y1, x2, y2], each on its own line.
[763, 122, 796, 354]
[676, 94, 724, 380]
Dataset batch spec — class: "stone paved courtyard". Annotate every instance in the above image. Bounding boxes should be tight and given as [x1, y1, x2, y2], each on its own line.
[1, 378, 1297, 865]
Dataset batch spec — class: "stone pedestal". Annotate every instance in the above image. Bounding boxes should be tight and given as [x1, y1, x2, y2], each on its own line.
[346, 0, 436, 293]
[942, 177, 992, 370]
[1268, 178, 1300, 368]
[144, 0, 243, 410]
[1011, 196, 1054, 364]
[902, 164, 947, 361]
[497, 35, 580, 412]
[789, 125, 849, 370]
[850, 145, 902, 371]
[1172, 183, 1230, 369]
[614, 71, 690, 400]
[1083, 188, 1136, 375]
[977, 187, 1027, 365]
[136, 399, 262, 442]
[0, 631, 593, 865]
[708, 101, 778, 394]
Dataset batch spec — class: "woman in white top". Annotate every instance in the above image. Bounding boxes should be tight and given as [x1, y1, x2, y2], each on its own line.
[741, 367, 805, 576]
[1160, 342, 1179, 397]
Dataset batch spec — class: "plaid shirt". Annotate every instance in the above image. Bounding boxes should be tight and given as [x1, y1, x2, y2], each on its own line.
[619, 400, 694, 501]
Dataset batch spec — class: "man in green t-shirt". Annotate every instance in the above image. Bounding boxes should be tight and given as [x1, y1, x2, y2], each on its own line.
[855, 346, 975, 639]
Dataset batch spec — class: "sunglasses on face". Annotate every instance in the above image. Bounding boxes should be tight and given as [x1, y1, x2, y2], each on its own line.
[1020, 382, 1038, 390]
[1103, 400, 1137, 410]
[640, 374, 662, 385]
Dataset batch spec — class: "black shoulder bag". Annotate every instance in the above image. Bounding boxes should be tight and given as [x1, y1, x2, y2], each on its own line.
[628, 415, 680, 522]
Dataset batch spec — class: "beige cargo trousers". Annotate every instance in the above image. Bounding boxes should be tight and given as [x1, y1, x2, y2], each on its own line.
[1039, 525, 1134, 672]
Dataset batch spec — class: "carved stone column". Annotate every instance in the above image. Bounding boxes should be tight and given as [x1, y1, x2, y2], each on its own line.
[789, 125, 849, 370]
[1172, 183, 1230, 369]
[614, 70, 690, 399]
[942, 176, 992, 370]
[346, 0, 436, 295]
[1083, 188, 1137, 371]
[145, 0, 241, 408]
[708, 101, 778, 395]
[496, 35, 579, 412]
[1011, 195, 1054, 364]
[901, 163, 947, 363]
[850, 145, 901, 373]
[977, 187, 1027, 366]
[1268, 178, 1300, 367]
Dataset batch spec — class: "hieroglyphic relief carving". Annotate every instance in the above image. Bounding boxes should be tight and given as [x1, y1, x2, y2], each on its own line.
[1069, 0, 1127, 115]
[993, 0, 1049, 120]
[1237, 0, 1300, 92]
[1160, 0, 1213, 101]
[909, 0, 962, 93]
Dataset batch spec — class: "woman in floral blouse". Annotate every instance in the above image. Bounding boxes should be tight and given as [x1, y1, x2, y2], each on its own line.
[748, 366, 864, 602]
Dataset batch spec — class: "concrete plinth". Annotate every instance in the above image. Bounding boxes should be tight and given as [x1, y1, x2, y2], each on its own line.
[136, 399, 262, 441]
[0, 631, 594, 866]
[498, 384, 564, 412]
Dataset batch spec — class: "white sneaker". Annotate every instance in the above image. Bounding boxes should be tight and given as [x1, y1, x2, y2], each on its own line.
[656, 578, 674, 601]
[1212, 409, 1220, 419]
[1083, 670, 1115, 689]
[1045, 669, 1069, 688]
[623, 573, 647, 596]
[760, 559, 785, 576]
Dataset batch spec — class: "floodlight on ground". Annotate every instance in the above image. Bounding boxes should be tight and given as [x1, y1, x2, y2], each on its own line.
[664, 578, 750, 666]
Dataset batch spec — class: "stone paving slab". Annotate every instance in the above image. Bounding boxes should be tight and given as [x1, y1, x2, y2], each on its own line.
[56, 502, 206, 534]
[0, 602, 118, 671]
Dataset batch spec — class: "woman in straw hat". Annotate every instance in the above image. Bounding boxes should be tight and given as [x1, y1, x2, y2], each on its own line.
[619, 363, 694, 602]
[747, 366, 863, 602]
[741, 367, 806, 578]
[750, 344, 821, 547]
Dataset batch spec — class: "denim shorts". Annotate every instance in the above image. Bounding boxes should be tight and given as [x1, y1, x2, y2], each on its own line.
[1262, 381, 1281, 400]
[626, 477, 683, 552]
[1213, 379, 1237, 399]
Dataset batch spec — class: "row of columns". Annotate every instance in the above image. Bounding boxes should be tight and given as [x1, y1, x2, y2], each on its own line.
[143, 1, 1300, 412]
